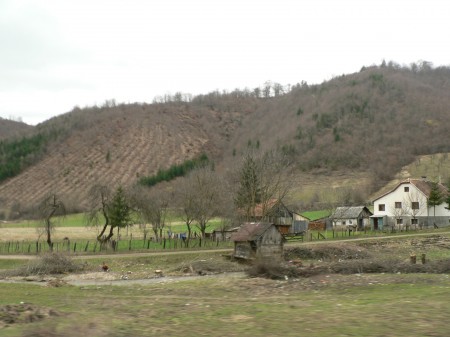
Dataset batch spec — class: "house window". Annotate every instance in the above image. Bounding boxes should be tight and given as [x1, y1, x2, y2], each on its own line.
[378, 204, 385, 211]
[404, 186, 409, 192]
[395, 202, 402, 209]
[396, 218, 403, 225]
[342, 221, 346, 226]
[412, 202, 419, 210]
[411, 218, 418, 225]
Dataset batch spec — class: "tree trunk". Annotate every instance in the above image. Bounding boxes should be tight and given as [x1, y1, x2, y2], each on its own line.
[97, 223, 109, 242]
[46, 222, 53, 252]
[152, 228, 159, 242]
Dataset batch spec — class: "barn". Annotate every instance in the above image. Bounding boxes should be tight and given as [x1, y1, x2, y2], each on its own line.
[231, 222, 285, 260]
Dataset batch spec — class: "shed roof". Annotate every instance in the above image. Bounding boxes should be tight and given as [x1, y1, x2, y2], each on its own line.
[231, 222, 275, 242]
[332, 206, 372, 219]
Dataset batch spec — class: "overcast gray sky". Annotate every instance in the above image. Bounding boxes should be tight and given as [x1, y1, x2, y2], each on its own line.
[1, 0, 449, 125]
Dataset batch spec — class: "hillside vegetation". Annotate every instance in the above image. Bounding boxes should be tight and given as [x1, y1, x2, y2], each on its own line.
[1, 62, 450, 217]
[0, 117, 33, 141]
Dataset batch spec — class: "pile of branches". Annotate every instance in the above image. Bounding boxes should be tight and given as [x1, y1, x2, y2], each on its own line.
[2, 253, 84, 278]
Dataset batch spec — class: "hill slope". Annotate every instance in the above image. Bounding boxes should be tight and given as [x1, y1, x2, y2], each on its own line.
[0, 118, 34, 140]
[1, 62, 450, 216]
[0, 102, 255, 214]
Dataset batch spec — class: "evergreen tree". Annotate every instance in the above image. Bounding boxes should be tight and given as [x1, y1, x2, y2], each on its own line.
[427, 181, 444, 226]
[445, 181, 450, 211]
[108, 186, 132, 230]
[86, 185, 132, 244]
[234, 153, 261, 220]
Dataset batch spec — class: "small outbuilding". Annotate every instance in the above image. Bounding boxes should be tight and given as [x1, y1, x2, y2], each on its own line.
[231, 222, 285, 260]
[331, 206, 373, 230]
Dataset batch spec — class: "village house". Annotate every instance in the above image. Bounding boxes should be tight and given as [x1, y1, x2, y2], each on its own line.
[240, 199, 307, 235]
[331, 206, 373, 230]
[231, 222, 285, 260]
[371, 178, 450, 230]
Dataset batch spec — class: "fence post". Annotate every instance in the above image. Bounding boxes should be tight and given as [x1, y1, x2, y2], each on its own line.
[84, 241, 89, 252]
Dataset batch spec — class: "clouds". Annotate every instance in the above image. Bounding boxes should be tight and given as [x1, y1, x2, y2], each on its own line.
[1, 0, 449, 125]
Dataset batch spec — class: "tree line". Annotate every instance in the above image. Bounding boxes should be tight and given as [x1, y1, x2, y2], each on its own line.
[138, 154, 209, 186]
[36, 149, 293, 251]
[0, 129, 62, 182]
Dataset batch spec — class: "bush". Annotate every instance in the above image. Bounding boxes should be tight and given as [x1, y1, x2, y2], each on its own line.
[247, 258, 302, 280]
[2, 253, 84, 277]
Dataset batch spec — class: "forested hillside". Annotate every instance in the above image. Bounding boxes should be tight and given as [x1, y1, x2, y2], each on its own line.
[226, 63, 450, 190]
[1, 61, 449, 218]
[0, 117, 33, 140]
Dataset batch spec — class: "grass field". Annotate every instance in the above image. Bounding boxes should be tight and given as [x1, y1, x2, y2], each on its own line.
[1, 273, 450, 336]
[1, 234, 450, 336]
[1, 213, 225, 232]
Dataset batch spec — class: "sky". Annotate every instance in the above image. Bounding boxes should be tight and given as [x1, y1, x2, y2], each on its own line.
[1, 0, 449, 126]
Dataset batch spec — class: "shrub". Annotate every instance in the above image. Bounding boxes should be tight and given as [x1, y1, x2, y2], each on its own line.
[2, 253, 84, 277]
[247, 258, 302, 280]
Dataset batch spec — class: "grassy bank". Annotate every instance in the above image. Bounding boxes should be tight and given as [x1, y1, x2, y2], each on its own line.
[1, 273, 450, 336]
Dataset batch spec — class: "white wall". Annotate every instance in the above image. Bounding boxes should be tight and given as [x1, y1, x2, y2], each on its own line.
[373, 181, 450, 227]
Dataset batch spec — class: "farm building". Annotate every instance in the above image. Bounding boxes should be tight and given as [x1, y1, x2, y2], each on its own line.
[211, 227, 240, 241]
[371, 178, 450, 230]
[239, 199, 307, 234]
[331, 206, 373, 230]
[231, 222, 285, 260]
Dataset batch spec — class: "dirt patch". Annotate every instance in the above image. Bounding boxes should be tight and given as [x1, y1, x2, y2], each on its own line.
[0, 303, 60, 329]
[284, 243, 371, 261]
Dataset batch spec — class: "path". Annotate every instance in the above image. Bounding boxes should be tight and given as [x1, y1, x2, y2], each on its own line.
[1, 230, 449, 261]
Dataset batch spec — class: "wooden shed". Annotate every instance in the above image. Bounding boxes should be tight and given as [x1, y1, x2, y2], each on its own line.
[331, 206, 373, 230]
[231, 222, 285, 260]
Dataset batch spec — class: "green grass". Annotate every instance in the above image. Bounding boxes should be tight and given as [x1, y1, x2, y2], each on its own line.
[0, 236, 233, 255]
[0, 259, 29, 271]
[300, 210, 331, 221]
[2, 213, 225, 232]
[2, 234, 450, 335]
[1, 274, 450, 336]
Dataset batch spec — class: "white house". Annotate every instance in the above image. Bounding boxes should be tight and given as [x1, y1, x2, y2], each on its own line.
[371, 178, 450, 230]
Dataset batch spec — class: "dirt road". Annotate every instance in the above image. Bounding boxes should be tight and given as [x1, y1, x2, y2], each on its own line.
[1, 230, 449, 261]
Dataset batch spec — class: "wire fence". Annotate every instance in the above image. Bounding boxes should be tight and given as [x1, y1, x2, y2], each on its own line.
[0, 236, 234, 255]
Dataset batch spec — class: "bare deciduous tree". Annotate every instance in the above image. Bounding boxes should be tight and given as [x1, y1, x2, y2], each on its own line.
[180, 166, 225, 239]
[37, 193, 66, 251]
[388, 202, 407, 232]
[404, 190, 427, 229]
[234, 149, 291, 222]
[85, 185, 132, 244]
[175, 176, 198, 242]
[131, 186, 170, 242]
